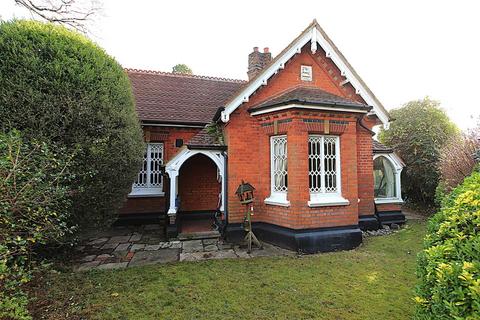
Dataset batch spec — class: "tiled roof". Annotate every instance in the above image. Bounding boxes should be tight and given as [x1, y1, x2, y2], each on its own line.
[187, 127, 225, 149]
[248, 86, 370, 112]
[126, 69, 245, 124]
[372, 140, 393, 153]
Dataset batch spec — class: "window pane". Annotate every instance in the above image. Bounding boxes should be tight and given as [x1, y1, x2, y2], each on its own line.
[373, 157, 396, 198]
[324, 137, 337, 193]
[271, 136, 288, 192]
[308, 136, 322, 193]
[149, 144, 163, 187]
[133, 150, 148, 188]
[309, 135, 339, 194]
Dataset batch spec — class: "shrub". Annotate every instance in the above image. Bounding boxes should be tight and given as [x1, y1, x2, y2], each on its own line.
[438, 133, 480, 193]
[415, 172, 480, 319]
[0, 20, 144, 228]
[379, 97, 458, 205]
[0, 130, 74, 320]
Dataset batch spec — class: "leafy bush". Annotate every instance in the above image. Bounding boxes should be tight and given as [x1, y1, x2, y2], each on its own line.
[0, 130, 74, 320]
[379, 97, 458, 205]
[0, 20, 144, 228]
[415, 172, 480, 319]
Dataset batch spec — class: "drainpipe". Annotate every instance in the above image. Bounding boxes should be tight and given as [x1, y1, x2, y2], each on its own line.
[357, 115, 375, 136]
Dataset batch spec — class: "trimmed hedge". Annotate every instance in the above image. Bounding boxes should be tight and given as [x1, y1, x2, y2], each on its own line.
[0, 20, 144, 228]
[415, 172, 480, 319]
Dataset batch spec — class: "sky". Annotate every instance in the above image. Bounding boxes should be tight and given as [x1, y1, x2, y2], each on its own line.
[1, 0, 479, 130]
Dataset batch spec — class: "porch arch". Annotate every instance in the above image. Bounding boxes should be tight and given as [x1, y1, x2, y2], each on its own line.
[165, 148, 225, 218]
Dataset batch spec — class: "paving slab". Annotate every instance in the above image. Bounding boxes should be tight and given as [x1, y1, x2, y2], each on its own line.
[130, 244, 146, 252]
[107, 235, 131, 244]
[182, 240, 204, 253]
[101, 242, 119, 250]
[114, 243, 131, 252]
[96, 253, 113, 261]
[76, 260, 101, 272]
[204, 244, 218, 252]
[129, 249, 179, 267]
[87, 237, 109, 245]
[97, 262, 128, 270]
[81, 255, 97, 262]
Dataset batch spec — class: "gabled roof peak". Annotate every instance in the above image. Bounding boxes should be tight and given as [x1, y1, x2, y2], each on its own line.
[220, 20, 391, 127]
[125, 68, 246, 84]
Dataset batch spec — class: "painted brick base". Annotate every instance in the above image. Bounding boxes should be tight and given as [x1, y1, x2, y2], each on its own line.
[225, 222, 362, 254]
[376, 211, 406, 225]
[358, 215, 380, 231]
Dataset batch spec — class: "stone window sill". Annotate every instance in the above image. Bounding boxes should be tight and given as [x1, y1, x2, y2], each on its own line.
[264, 195, 290, 207]
[374, 198, 403, 204]
[128, 191, 165, 198]
[308, 195, 350, 207]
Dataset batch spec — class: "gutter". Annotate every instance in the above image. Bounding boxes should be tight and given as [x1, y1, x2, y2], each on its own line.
[248, 99, 372, 114]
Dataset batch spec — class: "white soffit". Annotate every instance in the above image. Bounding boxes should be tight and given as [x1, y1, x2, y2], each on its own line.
[220, 23, 390, 128]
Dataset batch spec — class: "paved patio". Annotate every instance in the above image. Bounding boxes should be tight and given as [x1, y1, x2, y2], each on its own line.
[74, 224, 295, 271]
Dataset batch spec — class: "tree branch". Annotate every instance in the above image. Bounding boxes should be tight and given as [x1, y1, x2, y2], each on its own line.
[14, 0, 101, 34]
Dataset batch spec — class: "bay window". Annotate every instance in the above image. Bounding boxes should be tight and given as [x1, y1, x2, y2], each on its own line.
[373, 155, 402, 203]
[130, 143, 164, 196]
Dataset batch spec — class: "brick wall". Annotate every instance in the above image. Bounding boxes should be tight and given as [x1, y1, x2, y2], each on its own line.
[178, 154, 221, 212]
[357, 117, 376, 217]
[119, 125, 201, 215]
[224, 43, 374, 230]
[376, 203, 402, 212]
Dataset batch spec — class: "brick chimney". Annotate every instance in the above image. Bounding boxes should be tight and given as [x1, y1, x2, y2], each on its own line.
[247, 47, 272, 80]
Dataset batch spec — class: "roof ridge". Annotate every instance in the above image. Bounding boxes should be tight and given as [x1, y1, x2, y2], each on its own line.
[125, 68, 247, 84]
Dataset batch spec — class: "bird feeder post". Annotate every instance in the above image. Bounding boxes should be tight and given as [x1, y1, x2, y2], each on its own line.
[235, 180, 262, 253]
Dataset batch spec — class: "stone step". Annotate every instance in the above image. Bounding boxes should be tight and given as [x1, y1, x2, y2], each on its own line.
[178, 231, 220, 241]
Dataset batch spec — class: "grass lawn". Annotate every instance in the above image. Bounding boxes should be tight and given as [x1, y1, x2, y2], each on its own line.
[30, 221, 426, 320]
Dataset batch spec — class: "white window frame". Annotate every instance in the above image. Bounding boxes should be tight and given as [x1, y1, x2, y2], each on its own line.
[129, 143, 165, 197]
[308, 135, 349, 207]
[373, 154, 403, 204]
[265, 135, 290, 207]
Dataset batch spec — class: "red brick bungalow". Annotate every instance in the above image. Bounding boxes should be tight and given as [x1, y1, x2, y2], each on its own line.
[120, 20, 405, 253]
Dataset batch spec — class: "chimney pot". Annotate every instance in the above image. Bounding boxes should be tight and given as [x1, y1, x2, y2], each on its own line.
[247, 46, 272, 80]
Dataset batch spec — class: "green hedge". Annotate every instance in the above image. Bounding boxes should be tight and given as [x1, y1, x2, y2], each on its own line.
[415, 172, 480, 319]
[0, 130, 74, 320]
[0, 20, 144, 228]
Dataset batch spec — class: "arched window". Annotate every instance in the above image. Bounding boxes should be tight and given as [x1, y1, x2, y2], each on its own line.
[373, 156, 398, 199]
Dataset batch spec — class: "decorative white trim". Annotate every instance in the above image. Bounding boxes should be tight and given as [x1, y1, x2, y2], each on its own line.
[308, 195, 350, 207]
[250, 103, 368, 116]
[220, 22, 390, 127]
[373, 153, 404, 203]
[264, 196, 290, 207]
[374, 199, 404, 205]
[128, 191, 165, 198]
[165, 148, 226, 216]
